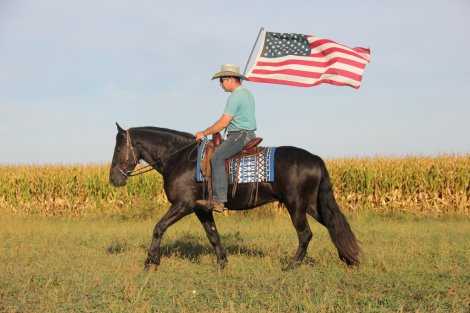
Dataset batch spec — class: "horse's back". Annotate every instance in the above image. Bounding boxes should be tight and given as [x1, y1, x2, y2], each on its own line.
[273, 146, 325, 170]
[271, 146, 324, 202]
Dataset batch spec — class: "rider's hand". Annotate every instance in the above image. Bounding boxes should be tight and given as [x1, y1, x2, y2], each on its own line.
[195, 131, 205, 141]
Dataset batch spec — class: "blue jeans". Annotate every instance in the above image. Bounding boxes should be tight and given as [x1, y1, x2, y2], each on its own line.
[211, 130, 256, 202]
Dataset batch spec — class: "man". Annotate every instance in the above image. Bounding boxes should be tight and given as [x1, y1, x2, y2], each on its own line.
[195, 64, 257, 213]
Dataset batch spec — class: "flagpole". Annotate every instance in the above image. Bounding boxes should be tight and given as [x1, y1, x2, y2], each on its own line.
[243, 27, 265, 76]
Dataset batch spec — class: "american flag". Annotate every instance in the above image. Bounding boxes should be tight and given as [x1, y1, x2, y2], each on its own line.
[246, 31, 370, 89]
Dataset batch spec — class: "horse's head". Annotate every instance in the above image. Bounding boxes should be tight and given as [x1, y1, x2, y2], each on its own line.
[109, 123, 141, 187]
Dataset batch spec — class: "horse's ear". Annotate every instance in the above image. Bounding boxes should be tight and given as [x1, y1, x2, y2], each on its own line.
[116, 122, 125, 133]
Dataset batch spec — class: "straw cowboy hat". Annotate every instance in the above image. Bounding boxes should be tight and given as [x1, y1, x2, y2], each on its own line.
[211, 64, 249, 81]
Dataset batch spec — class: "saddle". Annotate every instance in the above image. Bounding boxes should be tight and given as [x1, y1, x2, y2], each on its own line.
[200, 133, 264, 208]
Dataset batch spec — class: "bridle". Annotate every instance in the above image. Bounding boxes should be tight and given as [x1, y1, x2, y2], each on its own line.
[117, 130, 140, 178]
[117, 130, 199, 178]
[124, 130, 140, 169]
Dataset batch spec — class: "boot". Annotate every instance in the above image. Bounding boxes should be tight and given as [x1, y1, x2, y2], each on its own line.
[195, 200, 225, 213]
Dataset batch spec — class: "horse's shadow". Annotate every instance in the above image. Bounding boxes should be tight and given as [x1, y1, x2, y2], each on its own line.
[106, 231, 264, 259]
[105, 232, 319, 267]
[159, 231, 265, 262]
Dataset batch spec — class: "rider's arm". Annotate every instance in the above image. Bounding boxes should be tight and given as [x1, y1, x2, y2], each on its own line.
[195, 114, 233, 140]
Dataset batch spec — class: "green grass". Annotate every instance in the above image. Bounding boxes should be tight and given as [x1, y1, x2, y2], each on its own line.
[1, 214, 469, 312]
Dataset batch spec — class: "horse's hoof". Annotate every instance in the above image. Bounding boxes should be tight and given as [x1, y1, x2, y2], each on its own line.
[217, 259, 228, 270]
[145, 263, 158, 271]
[282, 261, 301, 271]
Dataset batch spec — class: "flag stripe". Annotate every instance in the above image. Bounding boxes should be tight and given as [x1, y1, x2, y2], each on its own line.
[309, 38, 356, 51]
[257, 58, 364, 75]
[253, 73, 360, 85]
[308, 37, 371, 61]
[351, 47, 371, 61]
[252, 62, 364, 78]
[255, 57, 367, 71]
[310, 47, 369, 63]
[248, 76, 361, 89]
[249, 71, 362, 86]
[258, 49, 369, 65]
[251, 67, 363, 81]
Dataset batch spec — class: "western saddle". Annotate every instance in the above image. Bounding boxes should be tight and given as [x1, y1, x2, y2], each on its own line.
[200, 132, 264, 209]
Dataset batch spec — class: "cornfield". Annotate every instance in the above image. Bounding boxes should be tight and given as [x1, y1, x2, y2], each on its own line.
[327, 154, 469, 215]
[1, 154, 469, 218]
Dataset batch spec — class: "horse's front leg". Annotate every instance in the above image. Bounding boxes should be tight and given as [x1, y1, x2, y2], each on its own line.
[194, 209, 227, 267]
[145, 203, 192, 270]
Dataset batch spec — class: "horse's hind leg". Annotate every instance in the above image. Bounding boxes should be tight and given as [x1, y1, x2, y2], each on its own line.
[194, 209, 227, 267]
[284, 202, 313, 271]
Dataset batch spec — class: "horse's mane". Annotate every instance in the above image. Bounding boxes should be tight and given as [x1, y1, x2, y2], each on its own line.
[130, 126, 195, 142]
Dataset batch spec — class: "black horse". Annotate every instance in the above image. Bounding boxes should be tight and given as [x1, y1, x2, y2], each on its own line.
[109, 124, 360, 270]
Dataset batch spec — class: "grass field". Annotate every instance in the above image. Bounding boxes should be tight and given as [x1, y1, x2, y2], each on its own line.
[1, 213, 469, 312]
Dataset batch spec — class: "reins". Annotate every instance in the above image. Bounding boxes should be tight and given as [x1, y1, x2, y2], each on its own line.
[117, 131, 200, 178]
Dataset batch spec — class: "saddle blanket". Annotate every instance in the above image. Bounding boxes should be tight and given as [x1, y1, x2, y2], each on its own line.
[196, 138, 276, 184]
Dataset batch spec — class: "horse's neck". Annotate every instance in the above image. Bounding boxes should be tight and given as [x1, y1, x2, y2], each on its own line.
[135, 129, 193, 173]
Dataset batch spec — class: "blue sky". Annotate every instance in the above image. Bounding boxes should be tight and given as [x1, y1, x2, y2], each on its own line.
[1, 0, 469, 164]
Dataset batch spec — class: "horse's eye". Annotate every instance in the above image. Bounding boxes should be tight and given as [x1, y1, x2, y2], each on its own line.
[117, 149, 121, 153]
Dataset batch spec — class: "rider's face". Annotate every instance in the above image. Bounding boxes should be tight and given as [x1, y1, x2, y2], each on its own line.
[219, 77, 232, 92]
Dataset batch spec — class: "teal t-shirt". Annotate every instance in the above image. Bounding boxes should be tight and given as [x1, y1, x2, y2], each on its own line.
[223, 86, 257, 132]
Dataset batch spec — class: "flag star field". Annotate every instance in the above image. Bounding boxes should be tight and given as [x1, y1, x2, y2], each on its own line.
[262, 32, 311, 58]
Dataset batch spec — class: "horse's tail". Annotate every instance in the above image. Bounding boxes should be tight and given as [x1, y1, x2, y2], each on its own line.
[316, 159, 361, 265]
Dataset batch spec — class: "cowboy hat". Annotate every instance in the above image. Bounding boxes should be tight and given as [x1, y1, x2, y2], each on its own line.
[211, 64, 249, 81]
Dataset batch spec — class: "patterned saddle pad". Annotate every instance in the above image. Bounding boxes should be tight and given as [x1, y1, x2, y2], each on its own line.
[196, 138, 276, 183]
